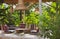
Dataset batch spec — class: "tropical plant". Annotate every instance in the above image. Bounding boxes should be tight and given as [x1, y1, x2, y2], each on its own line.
[0, 3, 11, 30]
[11, 11, 20, 26]
[40, 1, 60, 39]
[23, 11, 40, 27]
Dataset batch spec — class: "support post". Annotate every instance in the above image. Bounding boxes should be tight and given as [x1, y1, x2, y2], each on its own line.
[39, 0, 42, 15]
[20, 10, 22, 21]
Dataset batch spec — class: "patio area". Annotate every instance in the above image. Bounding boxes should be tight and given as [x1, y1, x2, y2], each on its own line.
[0, 0, 60, 39]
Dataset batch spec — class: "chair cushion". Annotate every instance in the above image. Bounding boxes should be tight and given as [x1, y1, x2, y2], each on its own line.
[31, 30, 37, 32]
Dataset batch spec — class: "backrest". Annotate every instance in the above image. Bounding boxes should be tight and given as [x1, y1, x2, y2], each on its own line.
[30, 24, 35, 30]
[8, 25, 16, 30]
[19, 24, 26, 28]
[3, 24, 9, 32]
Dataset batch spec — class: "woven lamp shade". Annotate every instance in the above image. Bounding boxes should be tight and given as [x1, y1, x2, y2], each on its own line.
[15, 0, 27, 10]
[15, 4, 27, 10]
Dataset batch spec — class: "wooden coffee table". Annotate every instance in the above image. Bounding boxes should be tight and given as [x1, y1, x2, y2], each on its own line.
[15, 28, 29, 33]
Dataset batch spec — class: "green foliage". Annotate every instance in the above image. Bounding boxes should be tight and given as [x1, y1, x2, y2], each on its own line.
[0, 3, 10, 25]
[24, 12, 40, 25]
[40, 2, 60, 39]
[11, 11, 20, 26]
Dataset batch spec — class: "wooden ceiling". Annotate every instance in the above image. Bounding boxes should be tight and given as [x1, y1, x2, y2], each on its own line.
[4, 0, 56, 4]
[24, 0, 56, 2]
[4, 0, 18, 4]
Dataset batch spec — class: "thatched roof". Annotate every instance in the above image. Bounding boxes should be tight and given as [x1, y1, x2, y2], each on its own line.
[4, 0, 56, 4]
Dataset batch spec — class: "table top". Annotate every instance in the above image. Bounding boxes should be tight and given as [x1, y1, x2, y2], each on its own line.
[15, 28, 29, 30]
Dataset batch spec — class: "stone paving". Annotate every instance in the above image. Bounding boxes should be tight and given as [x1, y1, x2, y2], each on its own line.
[0, 33, 42, 39]
[0, 31, 49, 39]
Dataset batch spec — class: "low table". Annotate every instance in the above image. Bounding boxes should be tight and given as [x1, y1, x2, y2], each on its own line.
[15, 28, 29, 33]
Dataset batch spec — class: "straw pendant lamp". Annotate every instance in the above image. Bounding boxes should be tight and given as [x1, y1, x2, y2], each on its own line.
[15, 0, 27, 23]
[15, 0, 26, 10]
